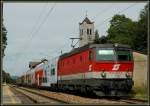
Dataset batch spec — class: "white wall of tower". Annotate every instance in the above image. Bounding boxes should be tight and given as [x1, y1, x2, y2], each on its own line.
[79, 21, 95, 47]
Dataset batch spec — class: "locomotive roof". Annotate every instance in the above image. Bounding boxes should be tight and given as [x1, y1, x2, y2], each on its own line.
[59, 43, 131, 60]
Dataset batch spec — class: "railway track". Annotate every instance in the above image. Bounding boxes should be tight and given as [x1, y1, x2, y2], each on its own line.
[9, 85, 67, 104]
[9, 85, 148, 104]
[117, 98, 148, 104]
[9, 86, 36, 104]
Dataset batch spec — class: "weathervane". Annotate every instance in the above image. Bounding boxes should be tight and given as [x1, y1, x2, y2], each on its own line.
[85, 10, 88, 17]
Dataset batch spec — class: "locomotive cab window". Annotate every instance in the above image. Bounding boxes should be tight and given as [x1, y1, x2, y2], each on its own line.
[95, 49, 116, 61]
[95, 48, 132, 62]
[116, 50, 132, 61]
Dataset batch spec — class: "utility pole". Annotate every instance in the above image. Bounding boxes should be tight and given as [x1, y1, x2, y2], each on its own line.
[1, 1, 4, 86]
[60, 50, 62, 55]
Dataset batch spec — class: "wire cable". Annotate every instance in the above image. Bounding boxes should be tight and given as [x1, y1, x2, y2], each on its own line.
[28, 3, 48, 39]
[92, 4, 114, 20]
[96, 3, 137, 28]
[30, 3, 56, 39]
[11, 3, 56, 73]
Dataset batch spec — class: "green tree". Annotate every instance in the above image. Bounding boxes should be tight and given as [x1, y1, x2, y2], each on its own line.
[94, 30, 108, 44]
[133, 4, 148, 54]
[107, 14, 136, 47]
[99, 36, 108, 44]
[2, 70, 15, 83]
[94, 29, 100, 43]
[106, 4, 148, 54]
[2, 23, 7, 57]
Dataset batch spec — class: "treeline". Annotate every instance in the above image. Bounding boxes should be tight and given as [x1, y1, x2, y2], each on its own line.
[2, 70, 16, 83]
[94, 4, 148, 54]
[2, 22, 7, 57]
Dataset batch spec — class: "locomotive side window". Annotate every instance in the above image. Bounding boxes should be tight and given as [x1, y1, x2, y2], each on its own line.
[43, 77, 47, 83]
[51, 64, 55, 75]
[51, 68, 55, 75]
[89, 51, 92, 60]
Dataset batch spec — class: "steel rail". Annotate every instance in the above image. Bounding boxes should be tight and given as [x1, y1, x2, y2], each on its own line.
[14, 86, 68, 104]
[9, 85, 68, 104]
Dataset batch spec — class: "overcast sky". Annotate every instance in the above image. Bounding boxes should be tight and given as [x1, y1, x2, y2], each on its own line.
[3, 2, 147, 76]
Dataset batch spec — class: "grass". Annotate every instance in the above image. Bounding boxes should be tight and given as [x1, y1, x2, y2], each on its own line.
[129, 83, 148, 100]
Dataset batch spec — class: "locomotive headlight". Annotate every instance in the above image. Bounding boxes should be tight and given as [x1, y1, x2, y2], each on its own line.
[101, 72, 106, 78]
[126, 72, 129, 77]
[126, 72, 132, 78]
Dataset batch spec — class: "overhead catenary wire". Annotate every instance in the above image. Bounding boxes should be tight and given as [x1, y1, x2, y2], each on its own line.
[17, 3, 56, 55]
[20, 3, 56, 56]
[11, 3, 56, 73]
[18, 3, 136, 60]
[29, 3, 56, 39]
[96, 3, 137, 28]
[27, 3, 48, 40]
[38, 42, 71, 59]
[17, 3, 49, 53]
[10, 3, 49, 74]
[92, 4, 114, 20]
[26, 3, 56, 52]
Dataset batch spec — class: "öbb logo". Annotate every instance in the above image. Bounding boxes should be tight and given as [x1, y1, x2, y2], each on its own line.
[112, 64, 120, 71]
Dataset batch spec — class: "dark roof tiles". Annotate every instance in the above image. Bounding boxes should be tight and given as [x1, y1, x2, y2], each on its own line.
[79, 17, 94, 25]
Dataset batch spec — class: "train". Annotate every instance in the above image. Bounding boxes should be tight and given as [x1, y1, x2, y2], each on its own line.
[17, 43, 134, 97]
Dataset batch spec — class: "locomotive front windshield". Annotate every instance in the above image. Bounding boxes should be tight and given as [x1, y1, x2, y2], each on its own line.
[116, 50, 132, 61]
[95, 48, 132, 61]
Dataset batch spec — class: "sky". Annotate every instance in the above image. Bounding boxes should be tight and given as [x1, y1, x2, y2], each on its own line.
[3, 2, 147, 76]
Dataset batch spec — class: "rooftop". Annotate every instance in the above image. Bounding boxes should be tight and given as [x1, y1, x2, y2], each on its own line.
[79, 17, 94, 25]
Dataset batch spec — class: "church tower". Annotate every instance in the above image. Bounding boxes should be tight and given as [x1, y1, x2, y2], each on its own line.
[79, 17, 95, 47]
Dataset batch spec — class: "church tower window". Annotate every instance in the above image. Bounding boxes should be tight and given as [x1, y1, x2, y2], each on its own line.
[87, 29, 89, 35]
[90, 29, 92, 35]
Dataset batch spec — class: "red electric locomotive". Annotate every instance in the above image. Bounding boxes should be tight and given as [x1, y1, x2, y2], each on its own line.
[57, 43, 134, 96]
